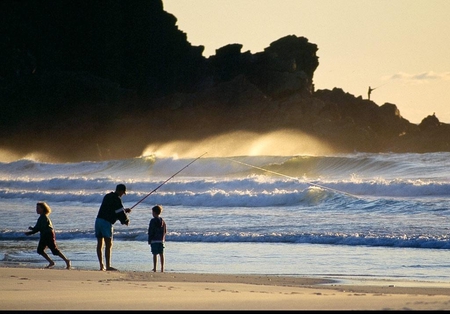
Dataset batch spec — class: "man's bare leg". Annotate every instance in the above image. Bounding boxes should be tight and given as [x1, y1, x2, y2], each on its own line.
[104, 237, 117, 271]
[96, 237, 105, 271]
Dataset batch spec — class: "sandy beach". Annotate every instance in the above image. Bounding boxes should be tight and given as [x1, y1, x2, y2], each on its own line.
[2, 266, 450, 310]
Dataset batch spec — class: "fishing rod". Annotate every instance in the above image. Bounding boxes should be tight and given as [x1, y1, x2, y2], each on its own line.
[225, 157, 358, 198]
[130, 152, 207, 209]
[374, 82, 387, 90]
[370, 82, 388, 92]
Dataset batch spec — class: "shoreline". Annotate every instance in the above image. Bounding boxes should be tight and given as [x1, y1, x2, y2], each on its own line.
[2, 266, 450, 310]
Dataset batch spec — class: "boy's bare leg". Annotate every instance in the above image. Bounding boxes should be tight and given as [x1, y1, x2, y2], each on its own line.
[40, 251, 55, 268]
[152, 254, 157, 272]
[57, 252, 71, 269]
[160, 253, 164, 272]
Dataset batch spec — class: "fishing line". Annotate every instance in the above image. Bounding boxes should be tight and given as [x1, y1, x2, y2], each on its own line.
[225, 157, 358, 198]
[130, 152, 207, 209]
[374, 82, 388, 89]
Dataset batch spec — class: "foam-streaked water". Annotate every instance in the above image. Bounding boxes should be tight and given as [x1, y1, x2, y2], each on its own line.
[1, 153, 450, 283]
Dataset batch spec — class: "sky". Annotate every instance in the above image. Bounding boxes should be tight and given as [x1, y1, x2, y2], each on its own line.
[163, 0, 450, 124]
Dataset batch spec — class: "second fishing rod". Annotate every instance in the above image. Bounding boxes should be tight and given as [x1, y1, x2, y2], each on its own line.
[224, 157, 358, 198]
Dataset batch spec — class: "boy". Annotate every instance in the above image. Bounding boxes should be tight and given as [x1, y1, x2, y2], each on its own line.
[25, 202, 71, 269]
[148, 205, 167, 272]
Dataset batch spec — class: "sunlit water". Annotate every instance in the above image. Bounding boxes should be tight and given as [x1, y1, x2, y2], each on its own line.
[1, 152, 450, 284]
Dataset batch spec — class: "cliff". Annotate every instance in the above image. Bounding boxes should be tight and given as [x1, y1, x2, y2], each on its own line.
[1, 0, 449, 161]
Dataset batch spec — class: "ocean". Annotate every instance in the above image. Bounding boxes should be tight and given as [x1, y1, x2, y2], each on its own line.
[1, 152, 450, 284]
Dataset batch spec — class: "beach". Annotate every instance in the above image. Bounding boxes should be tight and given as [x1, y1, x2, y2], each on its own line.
[2, 154, 450, 310]
[2, 266, 450, 310]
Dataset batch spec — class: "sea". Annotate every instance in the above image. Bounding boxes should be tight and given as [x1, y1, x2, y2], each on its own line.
[1, 152, 450, 285]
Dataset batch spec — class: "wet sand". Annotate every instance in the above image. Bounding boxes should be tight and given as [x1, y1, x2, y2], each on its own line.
[2, 266, 450, 310]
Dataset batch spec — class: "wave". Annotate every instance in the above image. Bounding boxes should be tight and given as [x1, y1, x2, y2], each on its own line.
[1, 177, 449, 206]
[2, 152, 450, 179]
[3, 229, 450, 250]
[1, 172, 450, 205]
[1, 153, 450, 207]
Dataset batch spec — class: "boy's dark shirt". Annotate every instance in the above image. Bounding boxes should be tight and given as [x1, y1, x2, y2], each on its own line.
[28, 214, 53, 236]
[148, 217, 167, 244]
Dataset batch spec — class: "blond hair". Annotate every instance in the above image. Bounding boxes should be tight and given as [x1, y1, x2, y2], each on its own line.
[152, 205, 163, 215]
[37, 202, 52, 215]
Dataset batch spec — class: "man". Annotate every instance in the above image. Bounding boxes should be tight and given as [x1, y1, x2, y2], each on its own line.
[95, 184, 131, 271]
[368, 86, 375, 100]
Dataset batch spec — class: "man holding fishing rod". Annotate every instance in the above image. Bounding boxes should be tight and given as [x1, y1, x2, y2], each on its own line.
[93, 153, 206, 271]
[95, 184, 131, 271]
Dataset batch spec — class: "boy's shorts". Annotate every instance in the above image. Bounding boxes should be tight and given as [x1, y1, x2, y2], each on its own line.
[95, 218, 113, 238]
[150, 242, 165, 255]
[37, 230, 62, 255]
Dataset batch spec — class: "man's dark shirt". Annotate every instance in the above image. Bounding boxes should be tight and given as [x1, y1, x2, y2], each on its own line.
[97, 192, 124, 224]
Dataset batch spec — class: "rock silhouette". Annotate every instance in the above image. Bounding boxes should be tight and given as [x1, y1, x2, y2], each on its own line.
[0, 0, 449, 161]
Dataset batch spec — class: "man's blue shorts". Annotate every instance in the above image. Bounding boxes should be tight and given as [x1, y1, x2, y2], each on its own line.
[95, 218, 113, 238]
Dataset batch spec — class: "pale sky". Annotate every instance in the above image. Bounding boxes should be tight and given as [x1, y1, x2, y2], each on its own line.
[164, 0, 450, 124]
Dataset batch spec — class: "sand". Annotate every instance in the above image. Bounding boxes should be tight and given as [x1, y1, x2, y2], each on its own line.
[2, 266, 450, 310]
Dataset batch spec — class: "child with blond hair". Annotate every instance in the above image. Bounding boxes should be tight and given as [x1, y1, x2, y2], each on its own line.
[25, 202, 71, 269]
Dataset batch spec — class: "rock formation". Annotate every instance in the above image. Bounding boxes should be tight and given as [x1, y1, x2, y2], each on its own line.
[0, 0, 449, 161]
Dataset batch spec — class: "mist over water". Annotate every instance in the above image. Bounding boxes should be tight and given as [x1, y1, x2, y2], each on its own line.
[0, 129, 334, 163]
[141, 129, 334, 160]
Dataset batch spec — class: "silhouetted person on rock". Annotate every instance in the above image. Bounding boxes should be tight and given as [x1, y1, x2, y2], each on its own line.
[368, 86, 375, 100]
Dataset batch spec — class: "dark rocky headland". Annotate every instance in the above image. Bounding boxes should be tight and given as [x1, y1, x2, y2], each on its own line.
[1, 0, 449, 162]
